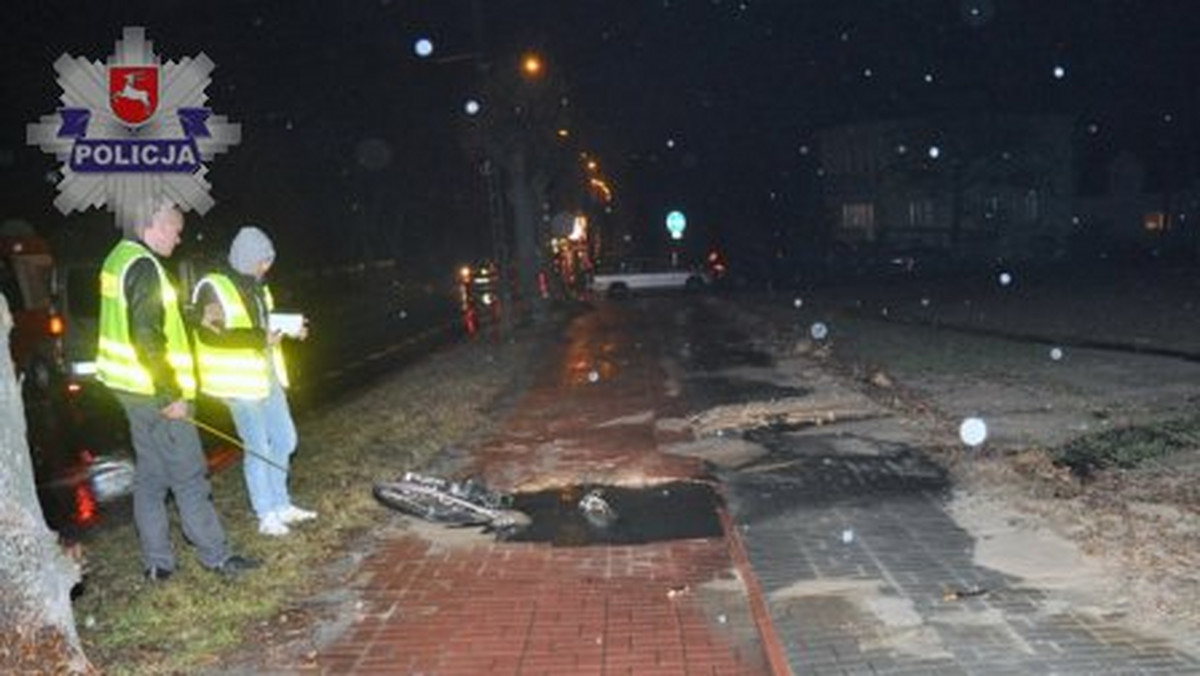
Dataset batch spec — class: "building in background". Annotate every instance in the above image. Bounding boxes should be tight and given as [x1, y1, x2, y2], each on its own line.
[814, 114, 1075, 268]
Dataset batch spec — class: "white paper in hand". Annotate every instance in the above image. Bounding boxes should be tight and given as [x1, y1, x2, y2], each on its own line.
[268, 312, 305, 338]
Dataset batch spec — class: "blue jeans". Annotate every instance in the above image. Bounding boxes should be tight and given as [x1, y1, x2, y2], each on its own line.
[226, 380, 297, 520]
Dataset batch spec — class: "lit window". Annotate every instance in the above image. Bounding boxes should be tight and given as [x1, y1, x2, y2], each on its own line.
[841, 203, 875, 240]
[1144, 212, 1166, 232]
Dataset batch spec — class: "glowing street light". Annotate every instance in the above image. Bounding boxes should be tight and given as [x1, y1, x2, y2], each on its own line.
[589, 177, 613, 203]
[521, 52, 544, 78]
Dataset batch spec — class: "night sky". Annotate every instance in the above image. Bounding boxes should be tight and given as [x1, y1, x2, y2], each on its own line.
[2, 1, 1198, 274]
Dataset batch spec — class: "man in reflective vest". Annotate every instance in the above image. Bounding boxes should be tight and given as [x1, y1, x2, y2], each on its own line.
[193, 225, 315, 537]
[96, 199, 259, 581]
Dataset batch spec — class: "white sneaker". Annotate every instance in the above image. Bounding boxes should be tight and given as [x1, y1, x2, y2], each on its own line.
[278, 504, 317, 524]
[258, 511, 290, 537]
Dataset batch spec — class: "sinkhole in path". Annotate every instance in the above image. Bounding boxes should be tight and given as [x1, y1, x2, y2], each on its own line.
[504, 481, 724, 546]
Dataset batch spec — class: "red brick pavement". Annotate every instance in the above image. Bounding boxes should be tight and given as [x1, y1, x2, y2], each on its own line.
[316, 534, 769, 675]
[315, 305, 781, 675]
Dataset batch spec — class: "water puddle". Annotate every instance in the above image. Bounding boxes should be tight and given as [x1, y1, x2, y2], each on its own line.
[504, 481, 725, 546]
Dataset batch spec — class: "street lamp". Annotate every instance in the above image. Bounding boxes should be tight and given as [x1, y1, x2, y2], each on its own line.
[521, 52, 544, 78]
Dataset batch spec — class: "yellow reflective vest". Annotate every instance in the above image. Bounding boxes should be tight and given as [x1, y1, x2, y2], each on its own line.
[96, 239, 197, 398]
[192, 272, 289, 400]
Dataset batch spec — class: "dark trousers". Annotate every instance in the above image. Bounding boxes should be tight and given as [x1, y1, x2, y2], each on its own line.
[116, 393, 229, 570]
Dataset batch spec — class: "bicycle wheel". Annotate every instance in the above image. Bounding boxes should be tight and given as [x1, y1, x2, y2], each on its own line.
[373, 481, 492, 525]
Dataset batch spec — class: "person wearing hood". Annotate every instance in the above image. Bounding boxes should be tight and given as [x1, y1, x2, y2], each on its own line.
[193, 225, 315, 537]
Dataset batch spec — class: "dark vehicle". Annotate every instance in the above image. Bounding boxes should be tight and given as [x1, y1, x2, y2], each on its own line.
[1, 223, 58, 394]
[2, 225, 128, 534]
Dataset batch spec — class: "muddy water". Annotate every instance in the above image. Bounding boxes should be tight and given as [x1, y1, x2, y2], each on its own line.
[505, 481, 724, 546]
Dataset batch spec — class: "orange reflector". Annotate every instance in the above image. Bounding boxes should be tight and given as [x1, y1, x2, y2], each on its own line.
[73, 483, 98, 526]
[47, 315, 65, 336]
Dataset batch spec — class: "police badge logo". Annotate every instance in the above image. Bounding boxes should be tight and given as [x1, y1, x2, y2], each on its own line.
[26, 27, 240, 229]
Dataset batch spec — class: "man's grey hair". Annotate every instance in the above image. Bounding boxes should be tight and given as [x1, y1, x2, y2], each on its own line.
[121, 196, 179, 237]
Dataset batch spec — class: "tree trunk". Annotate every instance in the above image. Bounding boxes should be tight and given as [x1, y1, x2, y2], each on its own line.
[505, 150, 544, 323]
[0, 293, 91, 673]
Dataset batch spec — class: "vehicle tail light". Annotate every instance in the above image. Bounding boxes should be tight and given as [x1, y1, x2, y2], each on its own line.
[47, 314, 65, 337]
[72, 483, 99, 526]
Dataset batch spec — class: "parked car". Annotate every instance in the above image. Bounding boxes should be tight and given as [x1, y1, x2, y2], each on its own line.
[588, 259, 710, 299]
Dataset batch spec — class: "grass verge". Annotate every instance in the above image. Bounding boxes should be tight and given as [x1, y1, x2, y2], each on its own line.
[1052, 415, 1200, 476]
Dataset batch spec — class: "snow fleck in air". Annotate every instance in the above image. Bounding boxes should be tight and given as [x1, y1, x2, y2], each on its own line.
[588, 370, 600, 383]
[920, 297, 931, 307]
[810, 322, 828, 341]
[464, 99, 481, 115]
[355, 138, 393, 171]
[959, 417, 988, 447]
[1050, 347, 1064, 361]
[998, 272, 1013, 286]
[1053, 65, 1066, 79]
[841, 529, 855, 544]
[928, 145, 941, 159]
[793, 297, 803, 308]
[414, 38, 434, 58]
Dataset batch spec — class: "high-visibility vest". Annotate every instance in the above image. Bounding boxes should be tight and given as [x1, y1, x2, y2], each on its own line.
[191, 273, 289, 400]
[96, 240, 197, 398]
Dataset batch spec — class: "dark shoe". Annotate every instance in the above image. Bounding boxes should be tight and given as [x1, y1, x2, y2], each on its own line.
[211, 554, 261, 579]
[144, 566, 174, 582]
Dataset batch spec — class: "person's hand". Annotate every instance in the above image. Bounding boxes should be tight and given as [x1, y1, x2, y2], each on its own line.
[161, 400, 189, 420]
[297, 321, 309, 341]
[201, 302, 224, 331]
[267, 330, 284, 346]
